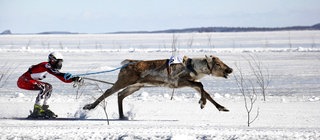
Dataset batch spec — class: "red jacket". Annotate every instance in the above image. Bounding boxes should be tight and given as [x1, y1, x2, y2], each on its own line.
[21, 62, 73, 83]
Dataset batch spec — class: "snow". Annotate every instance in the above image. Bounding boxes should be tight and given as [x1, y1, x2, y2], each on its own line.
[0, 31, 320, 139]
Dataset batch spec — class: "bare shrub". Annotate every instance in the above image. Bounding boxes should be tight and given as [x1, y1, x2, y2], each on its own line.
[234, 63, 259, 127]
[171, 34, 179, 55]
[234, 54, 271, 126]
[0, 63, 16, 88]
[74, 81, 109, 124]
[207, 33, 215, 49]
[246, 54, 271, 101]
[187, 34, 194, 48]
[93, 83, 110, 125]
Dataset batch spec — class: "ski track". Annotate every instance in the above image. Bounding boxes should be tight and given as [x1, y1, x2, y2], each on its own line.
[1, 95, 320, 140]
[1, 119, 320, 140]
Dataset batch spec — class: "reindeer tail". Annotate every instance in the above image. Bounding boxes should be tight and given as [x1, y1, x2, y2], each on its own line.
[121, 59, 140, 65]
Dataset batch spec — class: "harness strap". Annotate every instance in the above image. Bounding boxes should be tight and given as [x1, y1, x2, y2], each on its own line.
[205, 59, 214, 73]
[186, 58, 198, 76]
[166, 59, 171, 76]
[167, 57, 198, 77]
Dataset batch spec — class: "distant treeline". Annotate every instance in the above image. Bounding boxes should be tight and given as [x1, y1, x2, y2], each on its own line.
[2, 23, 320, 35]
[112, 23, 320, 34]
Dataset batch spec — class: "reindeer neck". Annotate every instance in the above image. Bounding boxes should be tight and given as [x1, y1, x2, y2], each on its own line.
[190, 58, 212, 75]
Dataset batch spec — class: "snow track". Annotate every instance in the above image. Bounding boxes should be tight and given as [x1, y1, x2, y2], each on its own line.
[1, 119, 319, 140]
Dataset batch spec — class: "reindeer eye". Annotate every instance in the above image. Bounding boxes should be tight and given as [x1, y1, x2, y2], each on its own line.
[215, 64, 221, 68]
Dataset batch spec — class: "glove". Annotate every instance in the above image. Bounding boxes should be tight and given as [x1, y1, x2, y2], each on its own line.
[72, 76, 84, 88]
[64, 73, 73, 80]
[72, 76, 83, 83]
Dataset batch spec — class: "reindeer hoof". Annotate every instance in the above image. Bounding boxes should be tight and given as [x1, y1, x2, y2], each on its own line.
[218, 106, 229, 112]
[83, 104, 94, 110]
[199, 100, 205, 109]
[200, 104, 205, 109]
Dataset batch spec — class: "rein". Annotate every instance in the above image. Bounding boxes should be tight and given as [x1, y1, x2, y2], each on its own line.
[72, 63, 129, 77]
[206, 60, 213, 73]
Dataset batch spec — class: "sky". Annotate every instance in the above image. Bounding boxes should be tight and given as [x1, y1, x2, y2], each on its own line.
[0, 0, 319, 33]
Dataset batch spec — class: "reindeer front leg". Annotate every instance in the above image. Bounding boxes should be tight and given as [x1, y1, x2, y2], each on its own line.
[202, 90, 229, 111]
[180, 81, 207, 109]
[188, 81, 228, 111]
[199, 90, 207, 109]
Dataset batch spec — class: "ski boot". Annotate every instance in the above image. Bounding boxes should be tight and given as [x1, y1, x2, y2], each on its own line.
[27, 104, 58, 119]
[27, 104, 46, 119]
[42, 105, 58, 119]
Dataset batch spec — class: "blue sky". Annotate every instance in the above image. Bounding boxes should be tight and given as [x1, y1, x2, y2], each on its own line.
[1, 0, 319, 33]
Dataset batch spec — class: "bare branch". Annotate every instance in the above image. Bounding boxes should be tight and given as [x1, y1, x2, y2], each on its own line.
[249, 107, 260, 125]
[207, 34, 215, 49]
[234, 62, 260, 127]
[74, 80, 110, 124]
[187, 34, 194, 48]
[89, 82, 110, 125]
[0, 63, 17, 88]
[246, 54, 272, 101]
[93, 83, 110, 125]
[171, 34, 179, 56]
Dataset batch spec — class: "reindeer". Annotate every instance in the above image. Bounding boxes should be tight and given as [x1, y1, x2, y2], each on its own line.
[83, 55, 233, 120]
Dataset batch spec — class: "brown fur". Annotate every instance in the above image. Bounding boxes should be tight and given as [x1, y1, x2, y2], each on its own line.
[83, 55, 233, 120]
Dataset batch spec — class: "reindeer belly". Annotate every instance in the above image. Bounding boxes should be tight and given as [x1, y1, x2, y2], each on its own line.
[139, 70, 179, 88]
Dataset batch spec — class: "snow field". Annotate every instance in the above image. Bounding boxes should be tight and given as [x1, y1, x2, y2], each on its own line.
[0, 31, 320, 139]
[1, 94, 320, 139]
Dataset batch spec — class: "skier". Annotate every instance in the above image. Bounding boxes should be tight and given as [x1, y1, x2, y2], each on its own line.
[17, 52, 82, 119]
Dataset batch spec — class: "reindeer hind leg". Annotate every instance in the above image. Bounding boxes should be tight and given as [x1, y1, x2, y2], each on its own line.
[118, 85, 143, 120]
[83, 75, 138, 110]
[83, 84, 122, 110]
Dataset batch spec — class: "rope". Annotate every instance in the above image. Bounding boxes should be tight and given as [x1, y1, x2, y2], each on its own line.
[72, 64, 129, 77]
[82, 77, 114, 85]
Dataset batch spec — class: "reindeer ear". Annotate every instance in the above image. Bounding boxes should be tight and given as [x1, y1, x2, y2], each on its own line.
[205, 55, 211, 62]
[205, 55, 213, 70]
[183, 56, 188, 63]
[210, 55, 217, 61]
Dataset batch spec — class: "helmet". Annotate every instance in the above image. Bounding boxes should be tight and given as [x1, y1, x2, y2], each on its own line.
[48, 52, 63, 70]
[48, 52, 63, 61]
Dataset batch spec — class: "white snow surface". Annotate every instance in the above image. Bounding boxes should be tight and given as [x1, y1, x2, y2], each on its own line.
[1, 31, 320, 139]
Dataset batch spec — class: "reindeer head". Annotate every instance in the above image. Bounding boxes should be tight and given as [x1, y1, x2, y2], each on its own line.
[205, 55, 233, 78]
